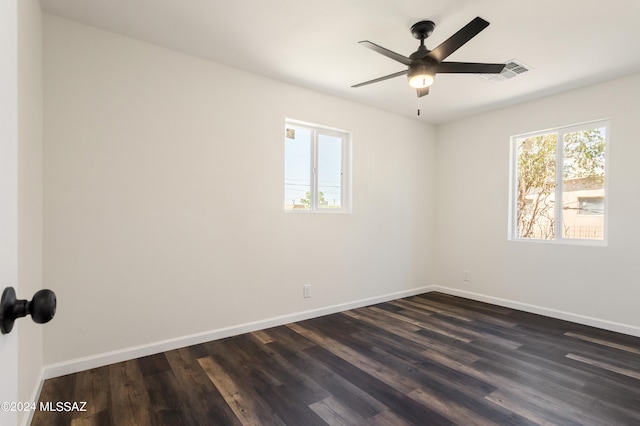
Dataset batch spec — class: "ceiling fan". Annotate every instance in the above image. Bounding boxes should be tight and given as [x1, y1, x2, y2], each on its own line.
[352, 17, 505, 98]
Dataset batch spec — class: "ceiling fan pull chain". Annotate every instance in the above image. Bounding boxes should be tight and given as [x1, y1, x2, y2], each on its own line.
[417, 97, 421, 116]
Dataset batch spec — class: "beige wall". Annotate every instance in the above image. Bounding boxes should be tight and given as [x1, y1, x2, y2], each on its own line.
[43, 15, 437, 365]
[436, 72, 640, 332]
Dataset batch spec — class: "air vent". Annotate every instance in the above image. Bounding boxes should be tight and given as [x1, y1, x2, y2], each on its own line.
[480, 59, 531, 82]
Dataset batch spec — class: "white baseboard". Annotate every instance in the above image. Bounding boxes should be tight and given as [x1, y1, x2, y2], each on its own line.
[41, 283, 640, 381]
[433, 285, 640, 338]
[43, 285, 435, 380]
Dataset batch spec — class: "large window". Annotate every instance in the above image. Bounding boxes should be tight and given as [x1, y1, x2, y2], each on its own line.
[284, 120, 350, 212]
[509, 120, 608, 243]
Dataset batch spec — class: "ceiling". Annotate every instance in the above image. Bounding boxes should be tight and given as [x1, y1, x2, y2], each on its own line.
[39, 0, 640, 124]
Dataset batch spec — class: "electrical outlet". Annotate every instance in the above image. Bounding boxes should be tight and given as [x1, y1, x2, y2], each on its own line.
[463, 270, 471, 282]
[303, 284, 311, 298]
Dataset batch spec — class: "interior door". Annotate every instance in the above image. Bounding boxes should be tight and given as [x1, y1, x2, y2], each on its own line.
[0, 0, 19, 424]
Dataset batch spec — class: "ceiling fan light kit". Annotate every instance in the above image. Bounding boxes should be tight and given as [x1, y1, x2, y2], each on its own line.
[352, 17, 505, 102]
[408, 64, 435, 88]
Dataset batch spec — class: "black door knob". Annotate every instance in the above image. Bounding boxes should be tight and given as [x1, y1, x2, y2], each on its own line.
[0, 287, 57, 334]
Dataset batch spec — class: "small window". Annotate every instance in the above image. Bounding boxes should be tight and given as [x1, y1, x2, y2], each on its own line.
[509, 120, 608, 243]
[284, 120, 350, 212]
[578, 197, 604, 215]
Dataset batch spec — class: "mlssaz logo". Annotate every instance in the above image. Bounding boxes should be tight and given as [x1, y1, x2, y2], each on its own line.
[40, 401, 88, 412]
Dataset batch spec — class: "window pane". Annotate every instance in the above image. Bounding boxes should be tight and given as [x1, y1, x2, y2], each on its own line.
[317, 134, 342, 209]
[516, 133, 557, 239]
[284, 127, 311, 210]
[561, 127, 606, 239]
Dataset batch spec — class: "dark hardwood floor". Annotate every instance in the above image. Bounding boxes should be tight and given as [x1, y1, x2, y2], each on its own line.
[32, 292, 640, 425]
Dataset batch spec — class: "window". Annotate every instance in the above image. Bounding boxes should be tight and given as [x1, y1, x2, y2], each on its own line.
[284, 120, 350, 212]
[509, 120, 608, 243]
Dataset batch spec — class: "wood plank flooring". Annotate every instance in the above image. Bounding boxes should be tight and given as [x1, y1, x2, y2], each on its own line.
[31, 292, 640, 425]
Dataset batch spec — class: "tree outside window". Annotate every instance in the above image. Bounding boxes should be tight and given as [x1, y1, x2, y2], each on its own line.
[512, 121, 607, 242]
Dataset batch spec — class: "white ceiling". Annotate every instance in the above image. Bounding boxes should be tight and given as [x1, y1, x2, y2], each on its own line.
[40, 0, 640, 124]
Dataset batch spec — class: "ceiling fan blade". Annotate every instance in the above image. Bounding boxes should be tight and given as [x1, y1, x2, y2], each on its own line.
[437, 62, 505, 74]
[351, 70, 408, 88]
[428, 17, 490, 63]
[417, 87, 429, 97]
[358, 41, 412, 66]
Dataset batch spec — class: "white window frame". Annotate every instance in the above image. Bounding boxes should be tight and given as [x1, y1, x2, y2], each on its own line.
[508, 119, 609, 245]
[284, 119, 351, 213]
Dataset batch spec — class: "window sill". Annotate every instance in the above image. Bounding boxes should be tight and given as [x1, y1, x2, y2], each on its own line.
[285, 209, 352, 214]
[508, 237, 607, 247]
